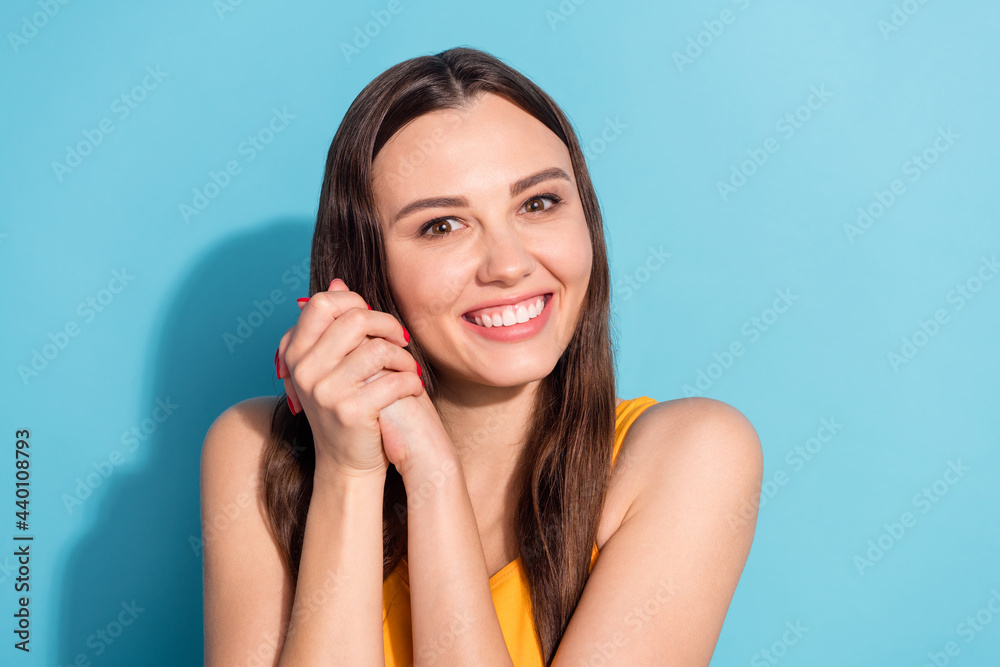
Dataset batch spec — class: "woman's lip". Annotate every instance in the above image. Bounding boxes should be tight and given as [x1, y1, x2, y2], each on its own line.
[462, 291, 553, 319]
[460, 293, 554, 343]
[462, 293, 552, 323]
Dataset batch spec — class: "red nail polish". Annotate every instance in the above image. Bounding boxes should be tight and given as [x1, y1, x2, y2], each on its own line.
[402, 326, 410, 343]
[367, 304, 371, 310]
[416, 360, 422, 377]
[287, 396, 296, 415]
[275, 348, 281, 378]
[297, 297, 310, 303]
[421, 377, 425, 388]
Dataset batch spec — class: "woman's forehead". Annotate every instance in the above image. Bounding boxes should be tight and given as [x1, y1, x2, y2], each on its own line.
[372, 96, 571, 209]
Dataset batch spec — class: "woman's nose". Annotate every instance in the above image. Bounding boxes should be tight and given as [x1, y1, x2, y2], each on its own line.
[477, 221, 536, 285]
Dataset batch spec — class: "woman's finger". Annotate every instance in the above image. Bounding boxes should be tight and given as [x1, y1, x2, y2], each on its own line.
[284, 375, 301, 414]
[341, 337, 420, 387]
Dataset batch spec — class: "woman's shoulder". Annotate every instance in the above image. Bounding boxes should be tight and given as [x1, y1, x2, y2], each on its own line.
[203, 396, 278, 449]
[599, 396, 762, 552]
[207, 395, 278, 432]
[200, 396, 280, 488]
[616, 397, 762, 508]
[638, 395, 756, 431]
[625, 396, 760, 462]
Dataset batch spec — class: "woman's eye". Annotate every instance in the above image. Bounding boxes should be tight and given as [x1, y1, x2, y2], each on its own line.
[419, 194, 563, 238]
[421, 218, 464, 237]
[522, 194, 562, 214]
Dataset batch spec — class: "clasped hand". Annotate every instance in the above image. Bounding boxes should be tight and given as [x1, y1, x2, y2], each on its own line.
[275, 278, 454, 483]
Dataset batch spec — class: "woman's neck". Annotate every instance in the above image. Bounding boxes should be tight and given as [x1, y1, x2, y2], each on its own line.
[431, 379, 540, 493]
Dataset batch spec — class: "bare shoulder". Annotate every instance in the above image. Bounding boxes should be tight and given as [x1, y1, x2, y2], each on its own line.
[200, 395, 293, 666]
[556, 397, 762, 664]
[201, 396, 278, 479]
[200, 396, 279, 517]
[617, 396, 763, 525]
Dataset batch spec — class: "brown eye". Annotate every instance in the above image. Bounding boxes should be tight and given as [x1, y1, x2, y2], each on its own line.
[430, 219, 458, 235]
[525, 197, 546, 213]
[420, 217, 465, 238]
[521, 194, 562, 214]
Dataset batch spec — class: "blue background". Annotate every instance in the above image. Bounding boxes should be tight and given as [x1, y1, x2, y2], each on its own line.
[2, 0, 998, 665]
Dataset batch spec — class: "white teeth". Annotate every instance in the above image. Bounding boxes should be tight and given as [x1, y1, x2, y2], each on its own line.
[469, 296, 547, 328]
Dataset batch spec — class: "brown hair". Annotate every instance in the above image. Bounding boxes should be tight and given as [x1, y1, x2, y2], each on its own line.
[260, 46, 617, 664]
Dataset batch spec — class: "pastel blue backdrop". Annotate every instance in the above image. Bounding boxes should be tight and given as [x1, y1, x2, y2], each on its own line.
[2, 0, 997, 665]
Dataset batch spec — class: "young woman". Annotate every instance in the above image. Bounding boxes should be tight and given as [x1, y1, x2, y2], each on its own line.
[200, 47, 763, 666]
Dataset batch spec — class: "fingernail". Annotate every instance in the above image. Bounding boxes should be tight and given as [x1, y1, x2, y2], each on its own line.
[367, 303, 371, 310]
[416, 360, 422, 377]
[402, 326, 410, 343]
[275, 348, 281, 378]
[297, 297, 309, 309]
[287, 395, 297, 415]
[421, 377, 425, 388]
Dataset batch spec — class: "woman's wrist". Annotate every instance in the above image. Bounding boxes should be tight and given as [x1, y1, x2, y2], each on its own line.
[312, 454, 388, 492]
[395, 431, 462, 489]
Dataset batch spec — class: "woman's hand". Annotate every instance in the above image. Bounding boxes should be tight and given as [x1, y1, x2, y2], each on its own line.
[275, 279, 423, 480]
[375, 386, 456, 482]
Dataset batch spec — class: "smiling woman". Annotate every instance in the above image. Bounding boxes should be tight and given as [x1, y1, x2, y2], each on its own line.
[200, 46, 762, 666]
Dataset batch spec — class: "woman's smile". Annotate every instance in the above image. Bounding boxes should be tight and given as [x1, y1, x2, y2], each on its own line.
[460, 292, 555, 343]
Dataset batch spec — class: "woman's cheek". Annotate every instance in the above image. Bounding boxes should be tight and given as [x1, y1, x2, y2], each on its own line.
[565, 225, 594, 283]
[404, 264, 467, 333]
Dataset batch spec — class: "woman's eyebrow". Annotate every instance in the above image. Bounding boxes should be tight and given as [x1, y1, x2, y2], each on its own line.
[509, 167, 572, 198]
[390, 167, 572, 226]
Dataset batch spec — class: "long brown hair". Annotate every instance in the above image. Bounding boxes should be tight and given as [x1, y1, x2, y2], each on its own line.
[260, 46, 617, 664]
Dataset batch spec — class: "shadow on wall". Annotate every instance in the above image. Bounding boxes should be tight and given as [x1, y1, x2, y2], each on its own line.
[58, 218, 314, 666]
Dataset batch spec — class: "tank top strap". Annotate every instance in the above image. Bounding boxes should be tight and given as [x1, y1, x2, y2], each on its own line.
[612, 396, 658, 469]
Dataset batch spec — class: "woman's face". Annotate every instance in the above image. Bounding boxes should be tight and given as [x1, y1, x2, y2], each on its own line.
[372, 92, 593, 390]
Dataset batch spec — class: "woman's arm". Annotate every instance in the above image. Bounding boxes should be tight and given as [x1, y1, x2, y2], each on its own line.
[398, 426, 514, 667]
[277, 464, 386, 665]
[201, 397, 386, 667]
[548, 397, 763, 666]
[201, 398, 293, 666]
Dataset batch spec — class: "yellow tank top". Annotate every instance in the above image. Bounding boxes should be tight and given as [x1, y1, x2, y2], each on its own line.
[382, 396, 658, 666]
